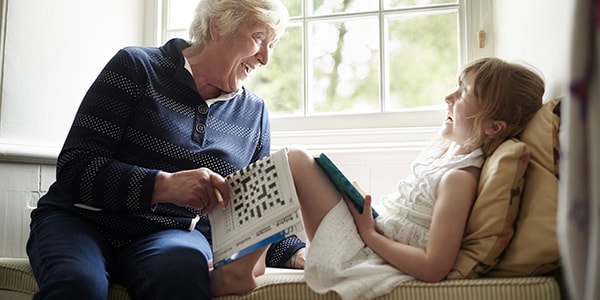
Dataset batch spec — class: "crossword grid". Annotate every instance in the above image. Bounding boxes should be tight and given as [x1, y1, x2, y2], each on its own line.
[209, 149, 302, 269]
[223, 157, 286, 232]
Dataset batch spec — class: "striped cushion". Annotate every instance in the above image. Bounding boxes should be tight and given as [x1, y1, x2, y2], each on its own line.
[1, 257, 561, 300]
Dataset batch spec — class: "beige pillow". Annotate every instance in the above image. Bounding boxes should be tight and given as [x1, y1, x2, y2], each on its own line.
[448, 139, 530, 279]
[488, 97, 562, 277]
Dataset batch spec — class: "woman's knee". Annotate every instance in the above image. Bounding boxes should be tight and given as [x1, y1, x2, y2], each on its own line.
[131, 248, 211, 299]
[154, 246, 210, 273]
[117, 231, 212, 299]
[34, 262, 109, 300]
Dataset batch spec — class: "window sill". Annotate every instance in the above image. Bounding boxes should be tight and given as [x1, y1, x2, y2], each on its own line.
[0, 126, 439, 164]
[271, 126, 438, 154]
[0, 142, 60, 164]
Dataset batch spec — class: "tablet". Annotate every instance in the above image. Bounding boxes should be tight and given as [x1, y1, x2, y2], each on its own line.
[314, 153, 379, 218]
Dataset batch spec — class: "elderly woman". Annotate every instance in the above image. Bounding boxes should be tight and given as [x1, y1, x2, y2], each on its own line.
[26, 0, 290, 299]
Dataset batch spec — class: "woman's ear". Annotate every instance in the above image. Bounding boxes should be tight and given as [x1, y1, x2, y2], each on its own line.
[484, 120, 507, 137]
[209, 17, 220, 41]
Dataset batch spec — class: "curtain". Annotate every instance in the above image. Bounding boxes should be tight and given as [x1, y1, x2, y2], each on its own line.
[558, 0, 600, 300]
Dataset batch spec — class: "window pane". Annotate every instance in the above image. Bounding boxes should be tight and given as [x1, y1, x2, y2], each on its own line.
[166, 29, 188, 41]
[168, 0, 196, 30]
[281, 0, 302, 17]
[245, 25, 303, 116]
[386, 12, 458, 110]
[384, 0, 457, 9]
[310, 0, 378, 16]
[308, 17, 380, 115]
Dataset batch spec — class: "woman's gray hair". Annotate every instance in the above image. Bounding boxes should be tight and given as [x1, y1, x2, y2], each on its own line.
[189, 0, 289, 47]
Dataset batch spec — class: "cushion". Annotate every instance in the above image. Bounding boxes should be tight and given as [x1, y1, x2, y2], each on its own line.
[487, 97, 562, 277]
[0, 258, 563, 300]
[448, 139, 530, 279]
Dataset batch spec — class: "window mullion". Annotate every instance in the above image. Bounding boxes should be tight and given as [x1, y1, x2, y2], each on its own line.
[302, 8, 309, 117]
[379, 3, 386, 114]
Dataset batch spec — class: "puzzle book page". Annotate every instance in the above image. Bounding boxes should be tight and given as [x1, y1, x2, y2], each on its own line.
[209, 148, 303, 269]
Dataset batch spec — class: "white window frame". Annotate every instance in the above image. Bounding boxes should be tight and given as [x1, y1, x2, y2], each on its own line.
[149, 0, 494, 152]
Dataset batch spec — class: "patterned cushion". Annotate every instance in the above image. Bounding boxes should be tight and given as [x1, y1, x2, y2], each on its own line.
[448, 139, 530, 279]
[488, 97, 562, 276]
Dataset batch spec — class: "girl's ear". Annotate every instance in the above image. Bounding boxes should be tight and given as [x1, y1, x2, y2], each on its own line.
[484, 120, 507, 137]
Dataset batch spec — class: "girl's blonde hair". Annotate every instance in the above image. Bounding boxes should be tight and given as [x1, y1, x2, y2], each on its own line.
[461, 57, 544, 156]
[189, 0, 289, 49]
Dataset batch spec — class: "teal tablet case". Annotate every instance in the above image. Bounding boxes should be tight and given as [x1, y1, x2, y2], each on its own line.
[314, 153, 379, 218]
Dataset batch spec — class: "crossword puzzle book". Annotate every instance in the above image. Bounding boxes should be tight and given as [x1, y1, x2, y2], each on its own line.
[209, 148, 303, 269]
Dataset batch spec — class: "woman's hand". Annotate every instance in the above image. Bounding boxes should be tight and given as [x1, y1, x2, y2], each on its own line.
[344, 193, 377, 244]
[152, 168, 229, 213]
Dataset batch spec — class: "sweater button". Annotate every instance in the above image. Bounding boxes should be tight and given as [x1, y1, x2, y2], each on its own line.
[198, 105, 208, 114]
[195, 123, 206, 134]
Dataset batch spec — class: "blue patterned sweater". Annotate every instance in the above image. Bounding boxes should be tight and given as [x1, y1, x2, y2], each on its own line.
[33, 39, 271, 247]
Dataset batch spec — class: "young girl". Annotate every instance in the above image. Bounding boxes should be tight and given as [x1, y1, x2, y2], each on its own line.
[211, 57, 545, 299]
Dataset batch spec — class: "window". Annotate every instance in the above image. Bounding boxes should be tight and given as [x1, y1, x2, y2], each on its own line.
[159, 0, 486, 147]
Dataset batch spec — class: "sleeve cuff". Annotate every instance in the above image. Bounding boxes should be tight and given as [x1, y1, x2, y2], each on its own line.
[265, 235, 306, 268]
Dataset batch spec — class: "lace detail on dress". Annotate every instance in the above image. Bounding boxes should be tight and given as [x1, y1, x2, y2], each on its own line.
[375, 145, 484, 248]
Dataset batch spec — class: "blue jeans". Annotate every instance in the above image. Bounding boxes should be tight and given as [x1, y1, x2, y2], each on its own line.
[26, 209, 213, 300]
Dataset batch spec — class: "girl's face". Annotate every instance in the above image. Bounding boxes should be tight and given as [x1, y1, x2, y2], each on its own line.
[440, 73, 481, 145]
[213, 19, 277, 93]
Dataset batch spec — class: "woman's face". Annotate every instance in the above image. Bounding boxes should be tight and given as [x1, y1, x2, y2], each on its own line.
[213, 19, 277, 93]
[440, 72, 481, 145]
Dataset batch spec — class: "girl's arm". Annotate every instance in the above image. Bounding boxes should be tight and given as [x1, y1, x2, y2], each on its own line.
[347, 166, 479, 282]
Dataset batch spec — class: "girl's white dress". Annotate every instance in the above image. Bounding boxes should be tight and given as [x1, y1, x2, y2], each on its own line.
[304, 145, 484, 300]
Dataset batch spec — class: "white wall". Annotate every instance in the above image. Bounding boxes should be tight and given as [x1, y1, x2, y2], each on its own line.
[0, 0, 146, 257]
[0, 0, 146, 157]
[492, 0, 575, 101]
[0, 163, 54, 257]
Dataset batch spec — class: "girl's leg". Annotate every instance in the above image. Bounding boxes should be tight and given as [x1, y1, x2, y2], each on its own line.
[113, 229, 213, 300]
[287, 147, 342, 240]
[26, 209, 113, 300]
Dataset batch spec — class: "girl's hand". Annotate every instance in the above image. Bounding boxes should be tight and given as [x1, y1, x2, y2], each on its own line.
[344, 192, 377, 242]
